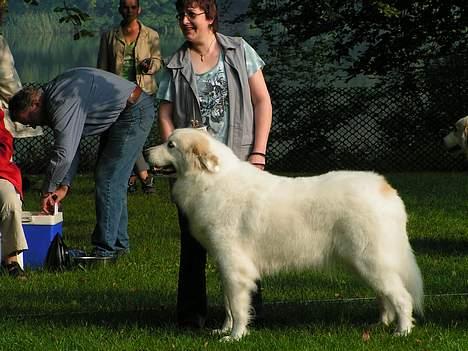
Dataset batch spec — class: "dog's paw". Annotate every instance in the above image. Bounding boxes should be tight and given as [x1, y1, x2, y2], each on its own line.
[211, 328, 229, 336]
[219, 335, 241, 343]
[218, 329, 249, 342]
[394, 318, 414, 336]
[394, 324, 413, 336]
[394, 329, 411, 337]
[380, 311, 396, 326]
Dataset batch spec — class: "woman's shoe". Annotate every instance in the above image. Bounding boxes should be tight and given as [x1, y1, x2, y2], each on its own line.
[2, 262, 26, 278]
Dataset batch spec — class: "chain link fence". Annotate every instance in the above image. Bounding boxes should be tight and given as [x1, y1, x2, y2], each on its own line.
[13, 80, 468, 175]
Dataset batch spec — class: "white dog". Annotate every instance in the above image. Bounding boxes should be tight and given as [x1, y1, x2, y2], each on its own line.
[443, 116, 468, 157]
[145, 128, 424, 341]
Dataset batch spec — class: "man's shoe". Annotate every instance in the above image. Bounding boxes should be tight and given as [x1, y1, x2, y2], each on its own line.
[90, 248, 117, 258]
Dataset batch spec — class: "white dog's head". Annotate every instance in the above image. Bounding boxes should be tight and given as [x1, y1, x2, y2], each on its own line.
[443, 116, 468, 157]
[145, 128, 230, 176]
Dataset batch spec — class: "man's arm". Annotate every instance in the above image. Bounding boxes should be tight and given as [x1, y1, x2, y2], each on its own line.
[42, 99, 86, 194]
[96, 32, 109, 70]
[145, 30, 162, 75]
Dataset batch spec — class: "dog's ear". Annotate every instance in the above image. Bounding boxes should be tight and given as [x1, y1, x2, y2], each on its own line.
[190, 144, 219, 173]
[456, 118, 468, 130]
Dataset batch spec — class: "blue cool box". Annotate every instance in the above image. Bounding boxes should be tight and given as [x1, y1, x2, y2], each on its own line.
[22, 212, 63, 268]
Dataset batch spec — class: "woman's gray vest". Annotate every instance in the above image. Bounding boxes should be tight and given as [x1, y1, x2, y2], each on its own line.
[165, 33, 254, 160]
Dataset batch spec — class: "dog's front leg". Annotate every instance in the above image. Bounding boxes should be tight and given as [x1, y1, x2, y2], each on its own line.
[219, 292, 250, 341]
[212, 294, 233, 335]
[218, 273, 254, 341]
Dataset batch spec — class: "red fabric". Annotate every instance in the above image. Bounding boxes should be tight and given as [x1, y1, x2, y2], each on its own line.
[0, 109, 23, 198]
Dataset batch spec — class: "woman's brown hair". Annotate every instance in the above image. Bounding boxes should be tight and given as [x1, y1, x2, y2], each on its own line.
[175, 0, 218, 32]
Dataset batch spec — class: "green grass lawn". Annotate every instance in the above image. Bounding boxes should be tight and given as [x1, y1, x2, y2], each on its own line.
[1, 172, 467, 350]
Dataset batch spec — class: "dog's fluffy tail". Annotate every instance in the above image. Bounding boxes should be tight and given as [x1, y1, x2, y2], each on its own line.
[401, 248, 424, 317]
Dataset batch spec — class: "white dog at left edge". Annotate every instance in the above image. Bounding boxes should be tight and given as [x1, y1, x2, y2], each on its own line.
[443, 116, 468, 157]
[145, 128, 424, 341]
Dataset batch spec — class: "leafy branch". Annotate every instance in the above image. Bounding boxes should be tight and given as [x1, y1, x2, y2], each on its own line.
[54, 2, 93, 39]
[22, 0, 94, 39]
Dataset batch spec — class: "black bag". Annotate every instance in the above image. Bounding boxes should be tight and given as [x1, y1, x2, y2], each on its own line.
[45, 234, 88, 271]
[45, 234, 69, 271]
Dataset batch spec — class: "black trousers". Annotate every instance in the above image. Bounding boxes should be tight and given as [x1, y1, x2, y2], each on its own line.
[176, 208, 263, 327]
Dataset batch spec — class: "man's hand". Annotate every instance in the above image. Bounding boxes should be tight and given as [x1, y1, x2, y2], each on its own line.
[139, 58, 152, 73]
[40, 193, 55, 215]
[54, 184, 69, 203]
[40, 185, 69, 214]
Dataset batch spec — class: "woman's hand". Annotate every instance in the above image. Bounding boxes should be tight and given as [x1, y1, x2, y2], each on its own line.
[248, 152, 266, 170]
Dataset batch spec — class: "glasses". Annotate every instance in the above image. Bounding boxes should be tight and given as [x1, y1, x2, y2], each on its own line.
[176, 11, 205, 21]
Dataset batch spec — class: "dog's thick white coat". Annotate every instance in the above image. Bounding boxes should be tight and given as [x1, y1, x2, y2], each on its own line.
[146, 129, 424, 341]
[443, 116, 468, 157]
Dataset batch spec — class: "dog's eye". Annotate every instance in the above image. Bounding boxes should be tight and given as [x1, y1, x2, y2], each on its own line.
[167, 141, 175, 149]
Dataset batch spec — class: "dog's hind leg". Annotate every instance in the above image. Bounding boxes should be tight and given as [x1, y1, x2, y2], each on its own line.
[380, 280, 414, 335]
[377, 295, 396, 326]
[357, 265, 414, 335]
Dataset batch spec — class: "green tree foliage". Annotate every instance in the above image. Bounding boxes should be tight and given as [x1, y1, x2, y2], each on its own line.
[244, 0, 468, 84]
[11, 0, 177, 37]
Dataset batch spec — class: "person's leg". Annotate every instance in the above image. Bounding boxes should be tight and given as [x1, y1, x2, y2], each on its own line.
[176, 207, 208, 328]
[0, 180, 28, 276]
[251, 280, 264, 322]
[92, 94, 155, 256]
[174, 212, 261, 328]
[128, 171, 138, 193]
[92, 135, 132, 255]
[114, 184, 129, 253]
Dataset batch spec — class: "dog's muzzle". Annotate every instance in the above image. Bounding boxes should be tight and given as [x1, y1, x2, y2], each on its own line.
[443, 131, 465, 154]
[443, 132, 462, 153]
[143, 146, 177, 176]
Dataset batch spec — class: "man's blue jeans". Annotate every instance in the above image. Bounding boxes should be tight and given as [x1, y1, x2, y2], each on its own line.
[91, 93, 154, 256]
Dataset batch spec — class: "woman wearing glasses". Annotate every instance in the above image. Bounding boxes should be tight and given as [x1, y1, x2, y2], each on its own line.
[157, 0, 272, 329]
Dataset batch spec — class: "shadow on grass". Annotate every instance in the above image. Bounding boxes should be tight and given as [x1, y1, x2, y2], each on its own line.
[8, 306, 179, 330]
[4, 295, 467, 333]
[411, 238, 468, 255]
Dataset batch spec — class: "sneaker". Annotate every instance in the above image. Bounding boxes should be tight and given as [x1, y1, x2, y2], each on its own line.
[2, 262, 26, 278]
[114, 249, 129, 259]
[142, 175, 156, 194]
[90, 248, 117, 258]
